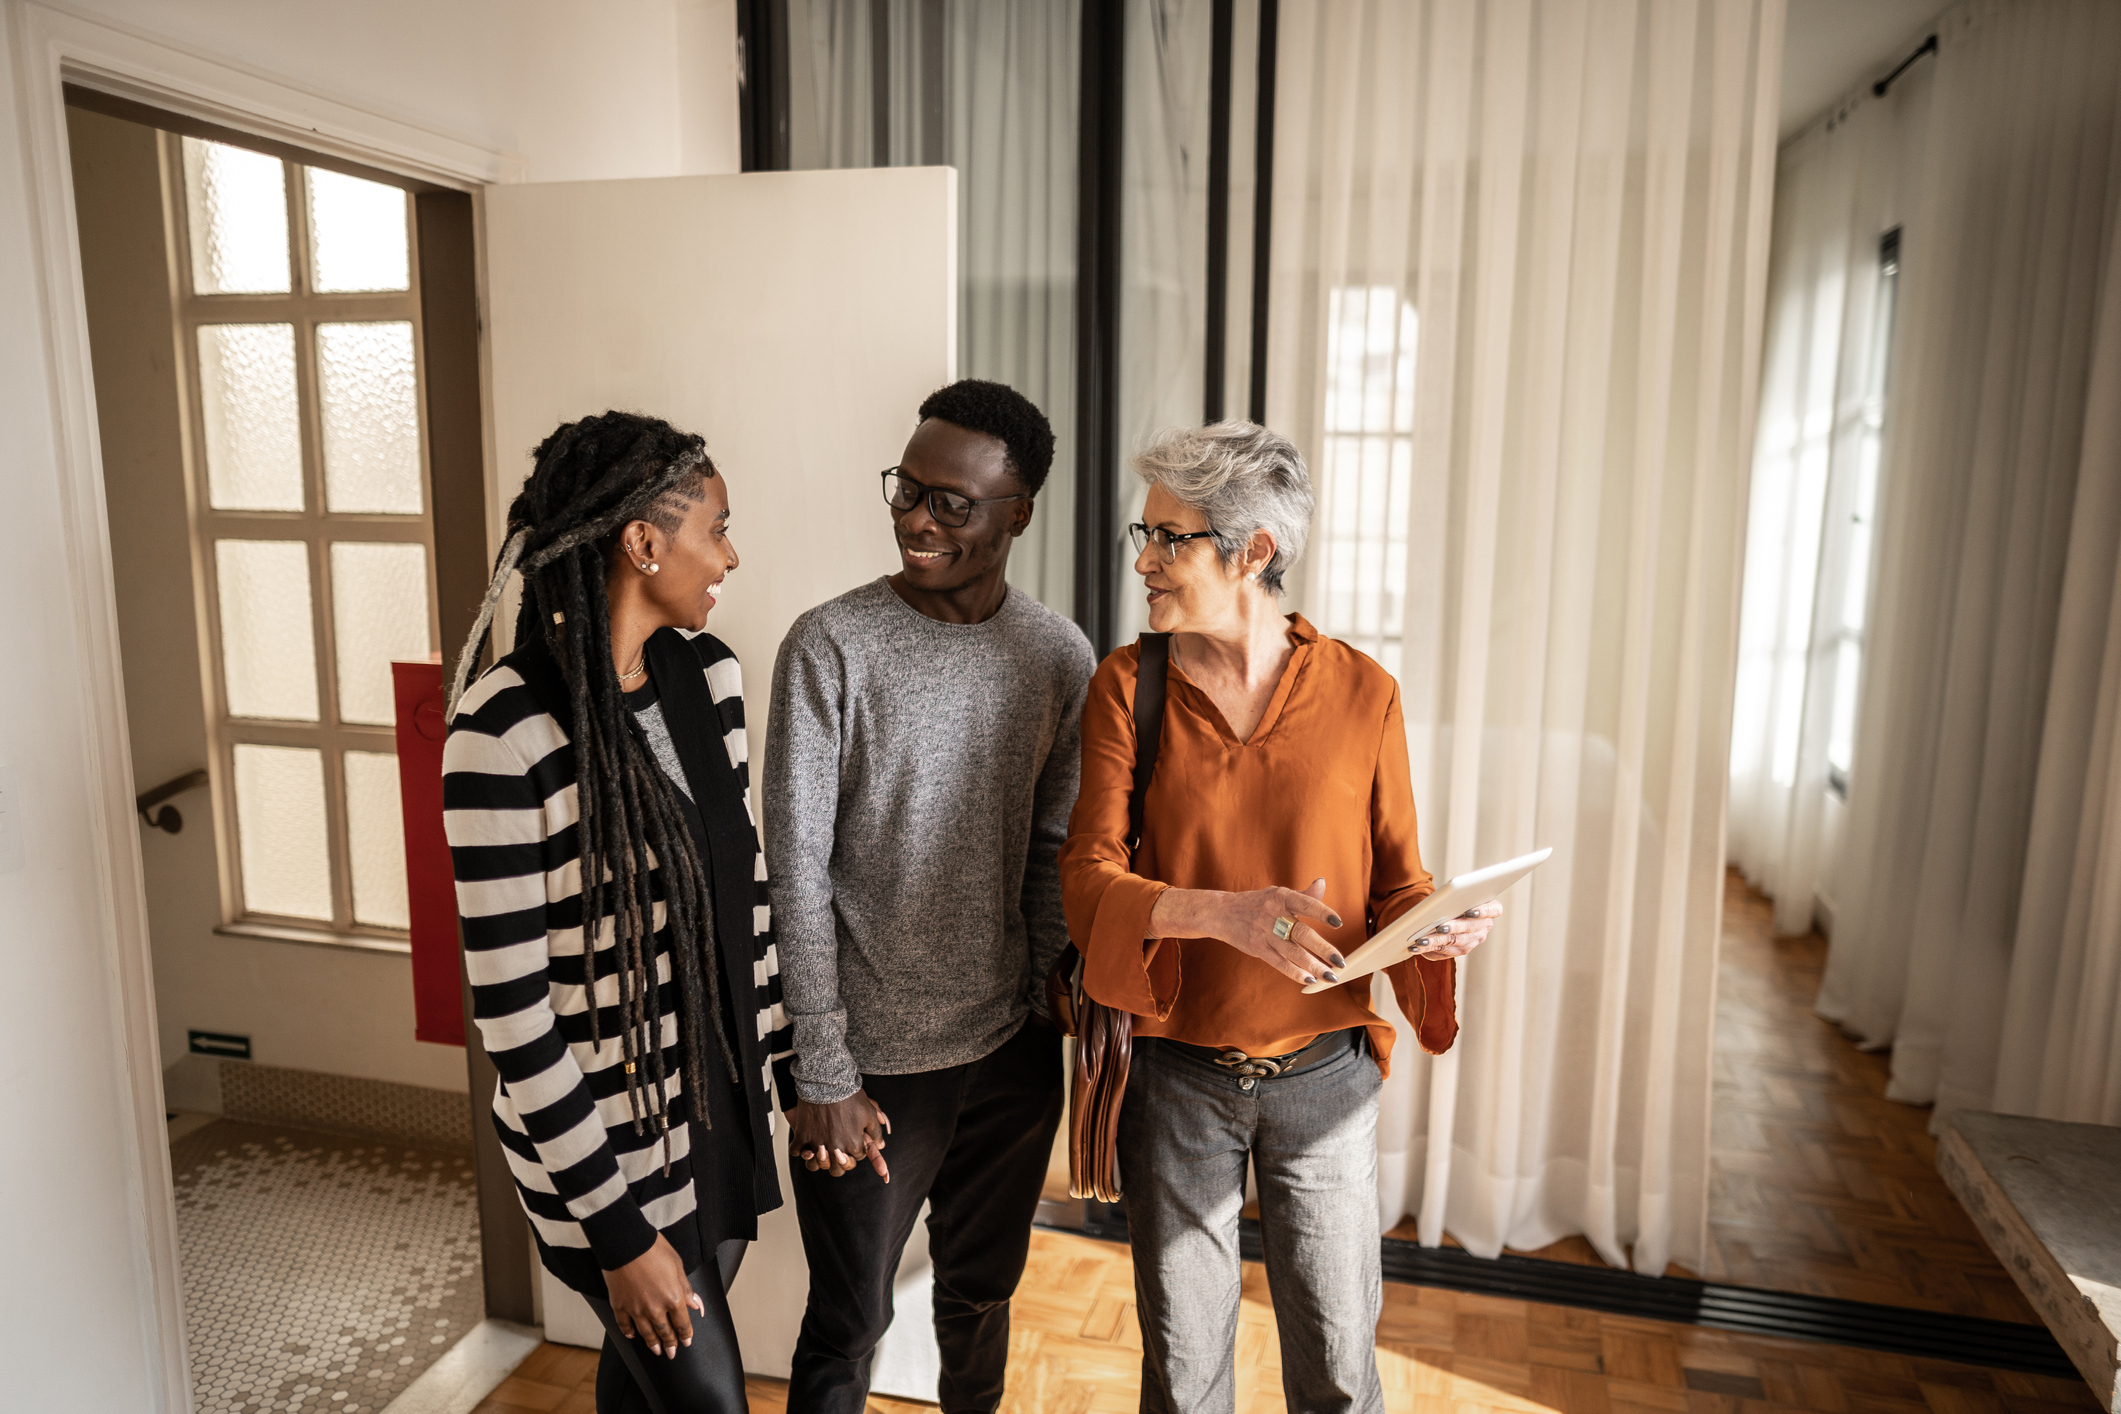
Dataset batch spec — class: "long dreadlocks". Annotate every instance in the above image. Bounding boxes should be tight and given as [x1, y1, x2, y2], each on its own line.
[447, 411, 736, 1169]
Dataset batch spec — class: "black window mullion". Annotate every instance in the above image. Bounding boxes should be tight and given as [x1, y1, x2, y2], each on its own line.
[1074, 0, 1127, 654]
[1248, 0, 1280, 424]
[1204, 0, 1236, 424]
[738, 0, 791, 172]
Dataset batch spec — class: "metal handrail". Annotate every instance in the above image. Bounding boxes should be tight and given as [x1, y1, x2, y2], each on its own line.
[137, 768, 209, 834]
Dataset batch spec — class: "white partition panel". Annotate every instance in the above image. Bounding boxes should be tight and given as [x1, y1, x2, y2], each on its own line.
[484, 167, 956, 1396]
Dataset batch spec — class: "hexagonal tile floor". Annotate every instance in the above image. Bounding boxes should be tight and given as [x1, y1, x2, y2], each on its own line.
[170, 1118, 483, 1414]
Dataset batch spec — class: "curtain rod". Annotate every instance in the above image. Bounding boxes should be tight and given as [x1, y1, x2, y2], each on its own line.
[1873, 34, 1938, 97]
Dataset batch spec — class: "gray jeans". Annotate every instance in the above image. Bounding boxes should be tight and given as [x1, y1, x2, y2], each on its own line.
[1118, 1032, 1385, 1414]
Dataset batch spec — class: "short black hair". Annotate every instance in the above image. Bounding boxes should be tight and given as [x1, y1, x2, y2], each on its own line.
[917, 379, 1056, 494]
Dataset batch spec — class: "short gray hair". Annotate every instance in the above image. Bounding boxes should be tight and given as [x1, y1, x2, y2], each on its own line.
[1133, 421, 1313, 594]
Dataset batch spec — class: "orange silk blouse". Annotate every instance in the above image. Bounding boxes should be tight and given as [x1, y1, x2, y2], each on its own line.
[1057, 615, 1458, 1077]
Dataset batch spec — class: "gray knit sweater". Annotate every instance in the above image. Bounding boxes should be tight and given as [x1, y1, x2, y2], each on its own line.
[763, 577, 1095, 1103]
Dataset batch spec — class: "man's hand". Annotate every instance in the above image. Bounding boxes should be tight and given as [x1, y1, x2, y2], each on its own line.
[603, 1234, 702, 1359]
[789, 1090, 892, 1181]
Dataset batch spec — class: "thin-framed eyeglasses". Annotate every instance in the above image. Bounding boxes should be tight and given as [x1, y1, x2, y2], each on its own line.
[1128, 522, 1219, 562]
[881, 468, 1031, 528]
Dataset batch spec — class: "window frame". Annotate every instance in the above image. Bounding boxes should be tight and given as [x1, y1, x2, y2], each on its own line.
[162, 131, 439, 949]
[1824, 225, 1900, 801]
[1314, 284, 1420, 677]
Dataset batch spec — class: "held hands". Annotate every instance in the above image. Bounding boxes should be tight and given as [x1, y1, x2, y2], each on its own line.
[1150, 877, 1347, 986]
[789, 1090, 892, 1181]
[604, 1234, 702, 1360]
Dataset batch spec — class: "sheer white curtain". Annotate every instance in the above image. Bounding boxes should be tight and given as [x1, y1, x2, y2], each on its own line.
[1267, 0, 1782, 1273]
[1992, 208, 2121, 1125]
[1727, 78, 1928, 940]
[1810, 0, 2121, 1119]
[786, 0, 1081, 613]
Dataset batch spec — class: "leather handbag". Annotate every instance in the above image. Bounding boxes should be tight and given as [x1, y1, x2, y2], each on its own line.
[1044, 633, 1169, 1204]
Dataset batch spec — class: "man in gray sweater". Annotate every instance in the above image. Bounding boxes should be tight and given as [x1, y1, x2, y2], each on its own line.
[764, 379, 1095, 1413]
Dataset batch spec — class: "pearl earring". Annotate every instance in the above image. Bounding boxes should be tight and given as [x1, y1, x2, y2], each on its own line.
[641, 561, 659, 575]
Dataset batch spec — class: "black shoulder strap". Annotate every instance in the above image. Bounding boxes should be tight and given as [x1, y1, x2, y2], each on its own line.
[1128, 633, 1171, 860]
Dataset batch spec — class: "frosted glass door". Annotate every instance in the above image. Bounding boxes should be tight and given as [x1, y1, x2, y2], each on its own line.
[483, 167, 954, 1390]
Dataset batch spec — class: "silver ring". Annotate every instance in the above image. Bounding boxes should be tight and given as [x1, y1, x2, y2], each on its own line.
[1272, 915, 1296, 941]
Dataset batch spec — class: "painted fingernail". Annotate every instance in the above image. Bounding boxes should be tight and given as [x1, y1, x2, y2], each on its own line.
[649, 1344, 661, 1356]
[1301, 974, 1316, 985]
[1328, 914, 1343, 928]
[1329, 952, 1347, 968]
[1322, 971, 1340, 983]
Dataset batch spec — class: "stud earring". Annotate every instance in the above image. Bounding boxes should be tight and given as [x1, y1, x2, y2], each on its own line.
[640, 561, 659, 575]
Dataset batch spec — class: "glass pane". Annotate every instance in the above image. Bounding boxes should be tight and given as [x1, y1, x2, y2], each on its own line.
[307, 168, 410, 292]
[197, 324, 303, 511]
[344, 751, 409, 928]
[1315, 289, 1418, 664]
[317, 322, 423, 513]
[215, 540, 319, 720]
[787, 0, 1080, 617]
[233, 743, 332, 920]
[330, 541, 431, 725]
[1828, 638, 1863, 776]
[182, 138, 290, 294]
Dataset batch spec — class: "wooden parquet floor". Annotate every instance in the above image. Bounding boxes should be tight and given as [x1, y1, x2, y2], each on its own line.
[471, 1228, 2096, 1414]
[1375, 871, 2039, 1323]
[1697, 873, 2037, 1321]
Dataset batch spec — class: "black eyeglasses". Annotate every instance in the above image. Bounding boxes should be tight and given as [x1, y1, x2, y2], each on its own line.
[1128, 522, 1219, 561]
[881, 469, 1031, 528]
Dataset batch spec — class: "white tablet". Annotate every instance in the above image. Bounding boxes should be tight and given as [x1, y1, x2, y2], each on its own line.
[1299, 846, 1553, 993]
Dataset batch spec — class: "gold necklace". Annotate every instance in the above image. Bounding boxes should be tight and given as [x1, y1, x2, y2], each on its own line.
[617, 649, 647, 683]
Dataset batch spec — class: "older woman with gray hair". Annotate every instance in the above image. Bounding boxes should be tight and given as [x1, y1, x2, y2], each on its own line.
[1059, 421, 1497, 1414]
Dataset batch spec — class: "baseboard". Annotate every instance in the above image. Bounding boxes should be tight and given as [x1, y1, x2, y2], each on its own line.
[169, 1057, 477, 1153]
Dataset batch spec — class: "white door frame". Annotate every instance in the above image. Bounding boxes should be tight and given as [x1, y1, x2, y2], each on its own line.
[7, 5, 515, 1406]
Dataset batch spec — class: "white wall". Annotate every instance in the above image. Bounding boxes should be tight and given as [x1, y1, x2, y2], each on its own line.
[59, 0, 741, 180]
[0, 2, 738, 1404]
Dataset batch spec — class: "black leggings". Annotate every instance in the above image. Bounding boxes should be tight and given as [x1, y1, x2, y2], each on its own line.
[585, 1239, 748, 1413]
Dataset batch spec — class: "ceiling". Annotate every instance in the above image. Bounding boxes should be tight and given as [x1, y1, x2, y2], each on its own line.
[1779, 0, 1953, 140]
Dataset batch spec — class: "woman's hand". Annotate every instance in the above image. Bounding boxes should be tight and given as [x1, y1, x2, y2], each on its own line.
[1150, 877, 1347, 986]
[789, 1091, 892, 1181]
[1408, 900, 1502, 959]
[603, 1234, 703, 1359]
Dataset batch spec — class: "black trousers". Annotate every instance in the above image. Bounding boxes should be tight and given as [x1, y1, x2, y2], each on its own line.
[586, 1238, 749, 1413]
[787, 1021, 1063, 1414]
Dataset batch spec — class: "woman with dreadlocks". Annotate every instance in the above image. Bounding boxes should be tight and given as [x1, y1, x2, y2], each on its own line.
[442, 411, 794, 1413]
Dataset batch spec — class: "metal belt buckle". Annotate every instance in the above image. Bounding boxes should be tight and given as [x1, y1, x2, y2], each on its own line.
[1214, 1049, 1287, 1079]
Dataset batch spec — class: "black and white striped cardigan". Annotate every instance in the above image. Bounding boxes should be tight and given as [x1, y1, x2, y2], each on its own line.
[443, 627, 794, 1296]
